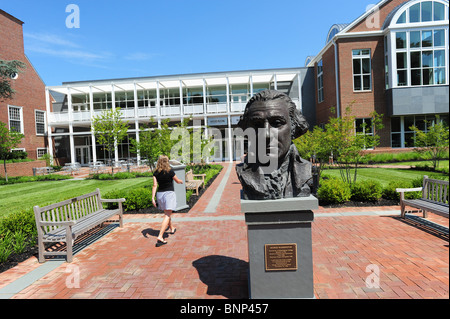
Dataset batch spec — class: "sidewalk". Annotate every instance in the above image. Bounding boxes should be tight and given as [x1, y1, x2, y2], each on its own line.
[0, 162, 448, 299]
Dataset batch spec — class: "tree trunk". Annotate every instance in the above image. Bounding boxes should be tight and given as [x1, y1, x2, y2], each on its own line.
[3, 159, 8, 182]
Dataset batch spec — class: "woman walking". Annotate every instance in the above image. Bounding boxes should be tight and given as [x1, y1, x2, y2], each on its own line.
[152, 155, 183, 246]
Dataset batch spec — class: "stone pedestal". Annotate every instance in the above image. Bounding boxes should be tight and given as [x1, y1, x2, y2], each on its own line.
[170, 161, 189, 211]
[241, 195, 318, 299]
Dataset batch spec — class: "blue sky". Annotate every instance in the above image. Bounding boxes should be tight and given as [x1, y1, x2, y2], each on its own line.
[2, 0, 377, 86]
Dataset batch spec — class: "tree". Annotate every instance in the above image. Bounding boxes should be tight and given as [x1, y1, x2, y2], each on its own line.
[0, 59, 26, 101]
[92, 108, 129, 174]
[0, 121, 24, 182]
[410, 121, 449, 170]
[130, 118, 172, 171]
[326, 106, 383, 185]
[294, 126, 329, 181]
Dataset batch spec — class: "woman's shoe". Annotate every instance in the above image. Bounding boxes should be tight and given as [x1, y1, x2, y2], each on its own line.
[156, 239, 167, 247]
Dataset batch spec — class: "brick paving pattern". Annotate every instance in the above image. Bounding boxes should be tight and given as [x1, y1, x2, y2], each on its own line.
[0, 162, 448, 299]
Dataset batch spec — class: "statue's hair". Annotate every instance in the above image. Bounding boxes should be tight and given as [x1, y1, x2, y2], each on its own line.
[238, 89, 309, 139]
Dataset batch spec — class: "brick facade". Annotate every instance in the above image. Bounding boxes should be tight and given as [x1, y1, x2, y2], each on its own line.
[313, 0, 423, 148]
[0, 10, 47, 160]
[0, 160, 46, 178]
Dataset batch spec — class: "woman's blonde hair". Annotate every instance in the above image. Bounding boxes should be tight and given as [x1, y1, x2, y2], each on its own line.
[156, 155, 171, 173]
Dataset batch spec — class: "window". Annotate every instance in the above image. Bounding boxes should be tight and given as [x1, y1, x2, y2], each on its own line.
[37, 148, 48, 158]
[384, 36, 390, 89]
[317, 59, 324, 102]
[395, 28, 447, 86]
[356, 118, 374, 149]
[390, 114, 447, 148]
[8, 106, 23, 133]
[389, 1, 448, 88]
[35, 110, 46, 135]
[352, 49, 371, 91]
[395, 0, 447, 24]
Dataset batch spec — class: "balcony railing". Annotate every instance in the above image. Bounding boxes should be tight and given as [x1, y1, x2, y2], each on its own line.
[47, 99, 300, 124]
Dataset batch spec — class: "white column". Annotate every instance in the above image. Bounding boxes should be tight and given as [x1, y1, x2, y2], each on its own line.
[133, 82, 139, 119]
[156, 81, 161, 128]
[400, 116, 405, 148]
[226, 76, 230, 113]
[179, 80, 184, 117]
[111, 84, 119, 163]
[297, 73, 303, 113]
[227, 115, 233, 163]
[67, 87, 76, 164]
[133, 82, 140, 163]
[202, 78, 207, 115]
[250, 75, 253, 96]
[67, 87, 73, 122]
[89, 85, 97, 163]
[273, 74, 277, 90]
[45, 88, 53, 164]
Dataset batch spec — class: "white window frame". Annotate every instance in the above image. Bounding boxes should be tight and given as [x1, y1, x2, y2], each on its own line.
[352, 49, 372, 92]
[387, 0, 449, 88]
[8, 105, 24, 134]
[37, 148, 48, 158]
[35, 110, 47, 136]
[355, 118, 375, 149]
[317, 59, 324, 103]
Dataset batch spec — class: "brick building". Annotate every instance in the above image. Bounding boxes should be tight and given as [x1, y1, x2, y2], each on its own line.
[0, 9, 48, 160]
[307, 0, 449, 149]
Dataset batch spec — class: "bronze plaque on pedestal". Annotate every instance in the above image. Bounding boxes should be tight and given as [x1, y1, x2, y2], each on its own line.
[264, 243, 297, 271]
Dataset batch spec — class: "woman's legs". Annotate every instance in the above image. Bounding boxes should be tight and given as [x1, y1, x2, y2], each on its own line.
[157, 210, 173, 242]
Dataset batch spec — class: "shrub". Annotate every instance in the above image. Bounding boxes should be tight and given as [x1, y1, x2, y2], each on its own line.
[317, 177, 351, 204]
[102, 189, 128, 209]
[0, 209, 37, 240]
[350, 180, 383, 202]
[0, 209, 37, 262]
[382, 181, 421, 200]
[125, 188, 152, 211]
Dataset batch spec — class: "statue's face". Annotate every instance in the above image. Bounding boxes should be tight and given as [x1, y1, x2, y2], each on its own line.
[246, 100, 292, 164]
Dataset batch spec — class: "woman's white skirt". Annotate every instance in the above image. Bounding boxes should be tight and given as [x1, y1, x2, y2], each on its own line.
[156, 191, 177, 211]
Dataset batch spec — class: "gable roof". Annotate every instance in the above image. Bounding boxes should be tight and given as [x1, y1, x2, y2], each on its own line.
[0, 9, 24, 25]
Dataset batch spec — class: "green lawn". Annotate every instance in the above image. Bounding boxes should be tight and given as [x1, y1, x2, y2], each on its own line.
[321, 167, 447, 186]
[0, 177, 153, 218]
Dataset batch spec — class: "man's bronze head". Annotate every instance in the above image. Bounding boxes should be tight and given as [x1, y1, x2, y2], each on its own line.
[238, 90, 309, 162]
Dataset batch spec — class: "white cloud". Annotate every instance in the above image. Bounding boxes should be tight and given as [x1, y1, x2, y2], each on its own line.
[24, 32, 113, 66]
[24, 32, 80, 48]
[124, 52, 156, 61]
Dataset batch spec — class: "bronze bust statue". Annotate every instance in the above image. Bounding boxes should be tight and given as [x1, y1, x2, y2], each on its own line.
[236, 90, 312, 200]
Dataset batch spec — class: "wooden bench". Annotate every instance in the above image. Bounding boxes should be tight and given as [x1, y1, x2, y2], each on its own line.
[185, 169, 206, 195]
[33, 188, 125, 263]
[396, 175, 449, 219]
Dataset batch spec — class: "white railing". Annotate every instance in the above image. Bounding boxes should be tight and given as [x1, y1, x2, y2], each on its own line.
[183, 104, 204, 115]
[48, 112, 69, 123]
[231, 102, 246, 113]
[48, 100, 253, 124]
[160, 106, 181, 117]
[72, 111, 92, 122]
[207, 103, 227, 114]
[137, 107, 157, 118]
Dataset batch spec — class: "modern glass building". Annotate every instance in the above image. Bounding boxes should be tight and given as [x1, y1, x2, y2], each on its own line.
[46, 68, 315, 165]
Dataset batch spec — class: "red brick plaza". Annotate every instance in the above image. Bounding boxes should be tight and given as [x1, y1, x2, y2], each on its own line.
[0, 163, 448, 300]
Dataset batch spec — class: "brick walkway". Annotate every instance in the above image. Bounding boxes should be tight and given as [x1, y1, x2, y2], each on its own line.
[0, 162, 448, 299]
